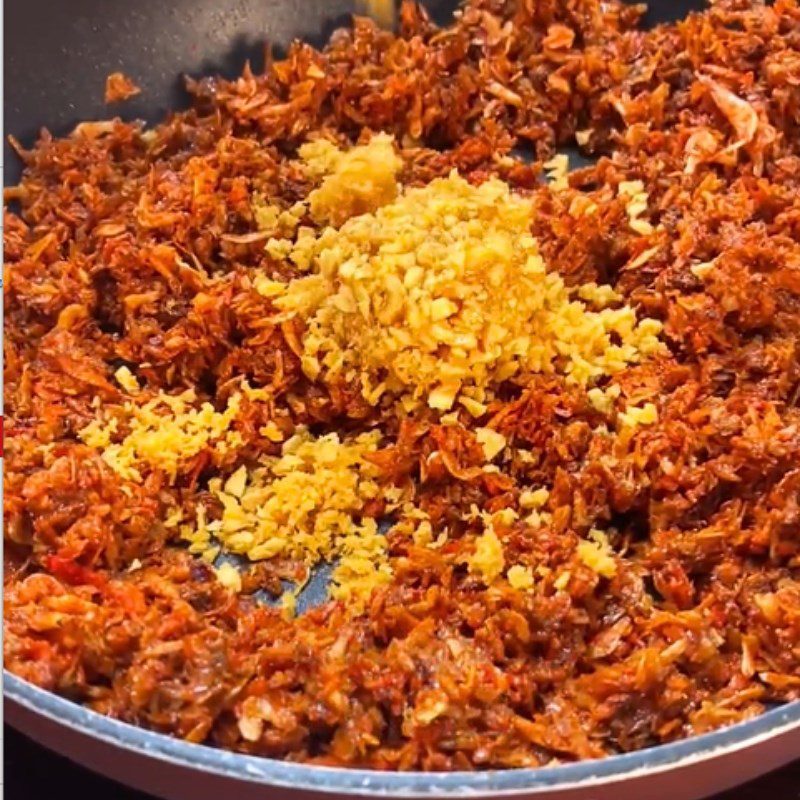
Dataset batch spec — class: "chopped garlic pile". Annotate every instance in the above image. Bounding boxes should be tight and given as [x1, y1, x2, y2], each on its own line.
[80, 389, 243, 483]
[183, 427, 395, 606]
[80, 137, 661, 610]
[264, 151, 663, 413]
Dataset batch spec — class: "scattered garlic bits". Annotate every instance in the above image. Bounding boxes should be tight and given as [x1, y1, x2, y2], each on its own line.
[468, 512, 535, 589]
[544, 153, 570, 191]
[270, 154, 664, 413]
[216, 561, 243, 593]
[469, 524, 505, 584]
[577, 530, 617, 579]
[184, 428, 392, 607]
[114, 365, 140, 394]
[619, 180, 654, 235]
[475, 427, 507, 461]
[507, 564, 534, 590]
[618, 401, 659, 429]
[80, 389, 243, 483]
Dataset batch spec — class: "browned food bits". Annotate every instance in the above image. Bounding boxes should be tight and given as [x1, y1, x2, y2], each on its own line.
[4, 0, 800, 772]
[104, 71, 141, 103]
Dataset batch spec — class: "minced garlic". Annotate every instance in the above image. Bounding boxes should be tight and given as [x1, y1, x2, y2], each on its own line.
[619, 180, 654, 235]
[216, 561, 243, 593]
[469, 524, 505, 584]
[507, 564, 534, 590]
[475, 427, 507, 461]
[519, 487, 549, 510]
[280, 590, 297, 619]
[253, 198, 306, 238]
[553, 570, 571, 591]
[577, 529, 617, 578]
[267, 153, 664, 413]
[690, 260, 716, 280]
[299, 133, 402, 226]
[183, 427, 394, 608]
[618, 401, 659, 429]
[114, 365, 140, 394]
[587, 383, 621, 414]
[260, 420, 285, 442]
[80, 389, 243, 483]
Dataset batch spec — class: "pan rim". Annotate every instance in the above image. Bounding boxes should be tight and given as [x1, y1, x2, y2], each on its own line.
[6, 671, 800, 796]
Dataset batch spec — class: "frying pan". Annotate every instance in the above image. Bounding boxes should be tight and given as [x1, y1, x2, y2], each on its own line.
[4, 1, 800, 798]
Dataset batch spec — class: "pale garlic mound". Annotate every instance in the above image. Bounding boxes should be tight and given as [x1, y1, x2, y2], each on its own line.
[260, 141, 664, 415]
[182, 427, 397, 608]
[80, 389, 244, 483]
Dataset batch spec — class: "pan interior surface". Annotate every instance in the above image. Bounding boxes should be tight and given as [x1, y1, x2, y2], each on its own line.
[5, 0, 800, 795]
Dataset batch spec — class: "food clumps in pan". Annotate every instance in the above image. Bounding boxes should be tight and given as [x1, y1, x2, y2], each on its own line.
[4, 0, 800, 771]
[269, 138, 664, 413]
[104, 71, 141, 103]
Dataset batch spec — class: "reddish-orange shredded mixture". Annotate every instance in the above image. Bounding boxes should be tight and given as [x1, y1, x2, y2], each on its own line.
[4, 0, 800, 770]
[104, 71, 142, 104]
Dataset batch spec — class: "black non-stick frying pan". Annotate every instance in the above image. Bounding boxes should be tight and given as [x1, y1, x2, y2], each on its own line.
[5, 0, 708, 183]
[4, 1, 800, 798]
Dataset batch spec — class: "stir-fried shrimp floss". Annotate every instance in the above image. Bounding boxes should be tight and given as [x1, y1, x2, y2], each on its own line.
[5, 0, 800, 770]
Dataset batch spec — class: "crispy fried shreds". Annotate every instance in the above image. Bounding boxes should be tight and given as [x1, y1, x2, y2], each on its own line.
[104, 71, 142, 104]
[5, 0, 800, 773]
